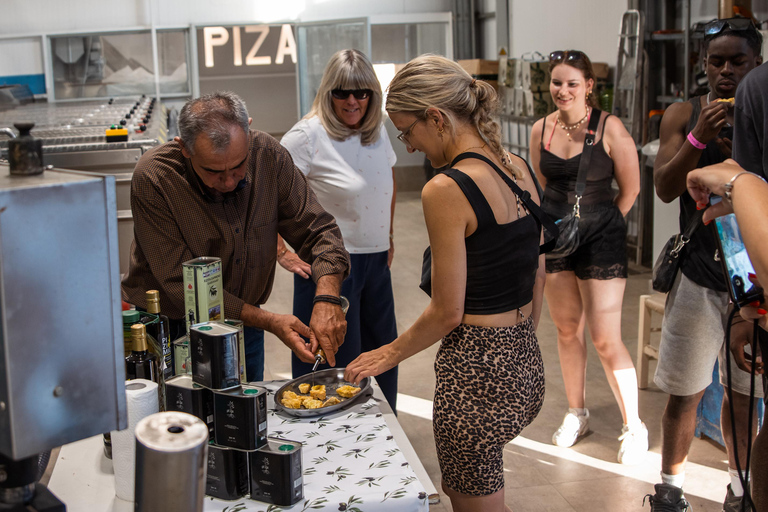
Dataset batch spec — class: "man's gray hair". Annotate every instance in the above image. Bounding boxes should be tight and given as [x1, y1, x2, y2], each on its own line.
[177, 91, 249, 155]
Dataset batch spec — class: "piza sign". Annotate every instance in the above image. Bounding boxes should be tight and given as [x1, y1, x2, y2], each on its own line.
[198, 25, 297, 75]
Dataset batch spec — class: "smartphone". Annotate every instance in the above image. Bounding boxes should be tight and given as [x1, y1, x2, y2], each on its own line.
[712, 213, 764, 308]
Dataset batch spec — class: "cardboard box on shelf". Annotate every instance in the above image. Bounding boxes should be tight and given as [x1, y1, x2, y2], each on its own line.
[592, 62, 611, 81]
[528, 62, 550, 92]
[457, 59, 498, 78]
[514, 88, 534, 117]
[532, 91, 555, 118]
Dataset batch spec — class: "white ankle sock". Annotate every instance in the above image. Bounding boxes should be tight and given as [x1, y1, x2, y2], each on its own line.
[661, 472, 685, 489]
[569, 407, 587, 417]
[729, 468, 747, 497]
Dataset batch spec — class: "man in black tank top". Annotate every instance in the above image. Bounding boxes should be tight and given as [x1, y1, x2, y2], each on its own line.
[647, 21, 763, 512]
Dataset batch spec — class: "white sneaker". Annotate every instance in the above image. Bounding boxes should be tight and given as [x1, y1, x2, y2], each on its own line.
[617, 422, 648, 465]
[552, 409, 589, 447]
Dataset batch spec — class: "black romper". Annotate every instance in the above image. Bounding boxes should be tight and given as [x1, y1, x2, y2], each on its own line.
[539, 110, 628, 279]
[427, 154, 546, 496]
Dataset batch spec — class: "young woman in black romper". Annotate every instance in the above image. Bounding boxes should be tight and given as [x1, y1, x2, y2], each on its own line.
[345, 55, 548, 511]
[529, 50, 645, 464]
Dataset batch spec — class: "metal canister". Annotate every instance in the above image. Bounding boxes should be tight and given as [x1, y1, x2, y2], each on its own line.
[134, 412, 209, 512]
[165, 375, 214, 437]
[173, 335, 191, 375]
[224, 319, 247, 383]
[213, 384, 267, 451]
[183, 257, 224, 335]
[206, 443, 249, 500]
[248, 438, 303, 506]
[190, 321, 240, 390]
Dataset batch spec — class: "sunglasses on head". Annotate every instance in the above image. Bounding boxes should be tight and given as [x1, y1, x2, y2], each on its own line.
[704, 17, 756, 36]
[549, 50, 587, 64]
[331, 89, 372, 100]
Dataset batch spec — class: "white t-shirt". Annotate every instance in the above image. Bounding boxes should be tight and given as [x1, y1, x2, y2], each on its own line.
[281, 116, 397, 254]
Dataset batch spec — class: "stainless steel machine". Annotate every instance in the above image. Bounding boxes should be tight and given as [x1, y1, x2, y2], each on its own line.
[0, 96, 166, 274]
[0, 163, 126, 510]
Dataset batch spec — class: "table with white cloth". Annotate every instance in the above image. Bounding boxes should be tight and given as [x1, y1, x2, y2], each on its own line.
[48, 379, 437, 512]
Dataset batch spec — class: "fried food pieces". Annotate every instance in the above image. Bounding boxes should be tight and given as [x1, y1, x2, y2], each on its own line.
[279, 383, 362, 410]
[336, 385, 361, 398]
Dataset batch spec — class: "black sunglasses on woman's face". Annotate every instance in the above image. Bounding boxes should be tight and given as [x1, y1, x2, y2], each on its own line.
[331, 89, 372, 100]
[549, 50, 587, 64]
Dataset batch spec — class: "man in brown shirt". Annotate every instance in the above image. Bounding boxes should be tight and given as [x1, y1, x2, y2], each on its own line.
[122, 91, 350, 380]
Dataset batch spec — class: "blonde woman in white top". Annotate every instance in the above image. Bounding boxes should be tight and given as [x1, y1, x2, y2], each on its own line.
[279, 49, 399, 410]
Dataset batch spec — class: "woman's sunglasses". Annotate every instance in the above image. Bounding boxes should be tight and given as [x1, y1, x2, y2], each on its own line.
[331, 89, 372, 100]
[549, 50, 587, 64]
[704, 17, 756, 37]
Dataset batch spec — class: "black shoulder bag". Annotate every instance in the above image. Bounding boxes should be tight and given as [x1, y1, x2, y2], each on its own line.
[545, 109, 602, 260]
[651, 209, 704, 293]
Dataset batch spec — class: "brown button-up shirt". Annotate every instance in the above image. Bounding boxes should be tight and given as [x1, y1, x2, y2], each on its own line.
[122, 129, 349, 320]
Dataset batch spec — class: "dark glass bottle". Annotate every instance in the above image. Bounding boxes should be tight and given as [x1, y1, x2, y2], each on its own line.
[145, 290, 173, 380]
[126, 323, 159, 382]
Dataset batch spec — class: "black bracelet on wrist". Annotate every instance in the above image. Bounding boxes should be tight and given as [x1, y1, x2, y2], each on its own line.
[313, 294, 342, 306]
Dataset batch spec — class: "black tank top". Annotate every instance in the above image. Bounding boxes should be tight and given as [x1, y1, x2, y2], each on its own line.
[539, 110, 616, 206]
[419, 159, 541, 315]
[679, 96, 730, 292]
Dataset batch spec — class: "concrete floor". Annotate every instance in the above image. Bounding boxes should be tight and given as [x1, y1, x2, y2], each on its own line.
[263, 191, 734, 512]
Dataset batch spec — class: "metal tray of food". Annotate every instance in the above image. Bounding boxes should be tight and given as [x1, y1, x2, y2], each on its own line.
[273, 368, 371, 418]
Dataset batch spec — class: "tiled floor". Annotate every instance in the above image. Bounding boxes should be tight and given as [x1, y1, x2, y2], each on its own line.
[263, 191, 734, 512]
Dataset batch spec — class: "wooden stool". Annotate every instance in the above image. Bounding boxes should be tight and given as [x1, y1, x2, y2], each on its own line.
[637, 293, 667, 389]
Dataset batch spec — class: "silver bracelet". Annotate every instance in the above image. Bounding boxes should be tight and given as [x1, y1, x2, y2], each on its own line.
[723, 171, 766, 202]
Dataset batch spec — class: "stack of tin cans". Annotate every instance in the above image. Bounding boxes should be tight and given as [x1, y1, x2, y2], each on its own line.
[165, 320, 303, 505]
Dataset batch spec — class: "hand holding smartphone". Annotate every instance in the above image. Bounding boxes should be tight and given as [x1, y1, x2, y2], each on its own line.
[712, 212, 764, 308]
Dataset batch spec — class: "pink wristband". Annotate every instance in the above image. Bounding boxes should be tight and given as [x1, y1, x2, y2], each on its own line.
[687, 132, 707, 150]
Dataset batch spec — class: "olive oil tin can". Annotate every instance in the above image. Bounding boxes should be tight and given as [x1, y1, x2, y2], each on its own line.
[206, 443, 249, 500]
[213, 384, 267, 451]
[183, 257, 224, 335]
[224, 319, 247, 383]
[173, 335, 190, 375]
[190, 321, 240, 390]
[248, 438, 303, 506]
[165, 375, 214, 437]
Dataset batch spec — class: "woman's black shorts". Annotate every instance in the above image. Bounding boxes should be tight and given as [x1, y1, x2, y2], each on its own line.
[542, 200, 628, 280]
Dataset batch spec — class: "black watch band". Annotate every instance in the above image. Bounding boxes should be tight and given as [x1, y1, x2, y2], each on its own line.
[313, 294, 342, 306]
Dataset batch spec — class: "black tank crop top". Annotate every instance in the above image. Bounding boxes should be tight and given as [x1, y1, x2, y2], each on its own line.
[539, 110, 616, 206]
[419, 154, 543, 315]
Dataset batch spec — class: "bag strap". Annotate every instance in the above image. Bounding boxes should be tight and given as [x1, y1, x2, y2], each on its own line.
[682, 208, 704, 239]
[573, 108, 602, 200]
[449, 151, 559, 254]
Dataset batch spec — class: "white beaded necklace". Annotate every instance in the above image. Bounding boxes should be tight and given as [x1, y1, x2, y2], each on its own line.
[557, 107, 591, 141]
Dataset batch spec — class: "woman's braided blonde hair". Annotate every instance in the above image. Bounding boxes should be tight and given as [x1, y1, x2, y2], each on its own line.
[386, 54, 522, 178]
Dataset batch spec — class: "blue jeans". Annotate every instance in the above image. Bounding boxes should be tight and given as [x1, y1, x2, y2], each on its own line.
[291, 251, 399, 411]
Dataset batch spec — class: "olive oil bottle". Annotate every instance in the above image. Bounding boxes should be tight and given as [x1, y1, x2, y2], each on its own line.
[145, 290, 172, 380]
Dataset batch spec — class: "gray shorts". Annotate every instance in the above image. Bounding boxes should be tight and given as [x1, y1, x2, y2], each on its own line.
[654, 271, 764, 398]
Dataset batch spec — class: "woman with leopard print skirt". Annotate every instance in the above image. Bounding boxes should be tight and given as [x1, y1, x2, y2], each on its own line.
[345, 54, 550, 512]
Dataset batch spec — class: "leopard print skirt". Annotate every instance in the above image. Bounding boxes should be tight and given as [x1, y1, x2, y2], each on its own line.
[433, 317, 545, 496]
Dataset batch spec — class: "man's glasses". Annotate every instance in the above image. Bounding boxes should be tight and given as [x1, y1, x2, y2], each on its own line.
[331, 89, 372, 100]
[549, 50, 587, 64]
[396, 119, 420, 145]
[704, 17, 756, 37]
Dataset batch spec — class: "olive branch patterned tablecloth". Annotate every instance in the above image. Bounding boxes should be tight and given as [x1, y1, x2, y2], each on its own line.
[204, 381, 430, 512]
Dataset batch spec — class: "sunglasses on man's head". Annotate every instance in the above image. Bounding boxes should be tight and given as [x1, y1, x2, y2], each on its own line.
[549, 50, 587, 64]
[704, 17, 756, 37]
[331, 89, 372, 100]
